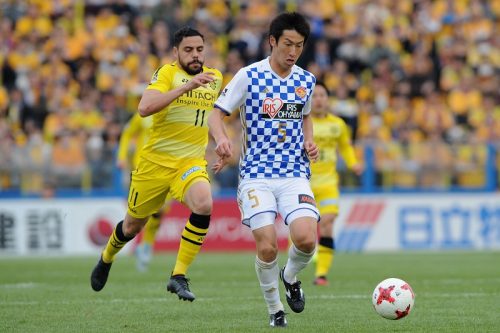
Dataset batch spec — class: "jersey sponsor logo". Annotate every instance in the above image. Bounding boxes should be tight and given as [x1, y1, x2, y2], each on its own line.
[184, 89, 217, 102]
[295, 86, 307, 99]
[262, 97, 283, 118]
[181, 166, 202, 180]
[261, 102, 304, 119]
[298, 194, 316, 206]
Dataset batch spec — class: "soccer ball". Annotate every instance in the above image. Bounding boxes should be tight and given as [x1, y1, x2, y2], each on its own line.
[372, 278, 415, 320]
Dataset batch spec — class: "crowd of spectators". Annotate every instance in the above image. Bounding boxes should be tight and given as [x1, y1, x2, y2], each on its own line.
[0, 0, 499, 195]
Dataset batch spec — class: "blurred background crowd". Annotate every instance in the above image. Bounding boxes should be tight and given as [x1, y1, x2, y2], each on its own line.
[0, 0, 499, 196]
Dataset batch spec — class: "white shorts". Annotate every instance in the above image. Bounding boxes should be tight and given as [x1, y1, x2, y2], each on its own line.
[237, 177, 320, 230]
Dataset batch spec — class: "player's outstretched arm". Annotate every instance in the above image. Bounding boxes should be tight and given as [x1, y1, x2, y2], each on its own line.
[138, 72, 215, 117]
[338, 120, 363, 175]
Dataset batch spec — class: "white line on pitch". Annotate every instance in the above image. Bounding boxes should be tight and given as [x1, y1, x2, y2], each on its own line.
[0, 292, 497, 306]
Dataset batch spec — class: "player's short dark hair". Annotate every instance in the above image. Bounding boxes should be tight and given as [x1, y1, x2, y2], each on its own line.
[173, 26, 204, 48]
[269, 12, 310, 43]
[315, 81, 330, 95]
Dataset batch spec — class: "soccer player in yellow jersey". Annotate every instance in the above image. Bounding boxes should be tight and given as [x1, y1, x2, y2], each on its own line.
[116, 113, 172, 272]
[90, 27, 223, 302]
[310, 82, 362, 286]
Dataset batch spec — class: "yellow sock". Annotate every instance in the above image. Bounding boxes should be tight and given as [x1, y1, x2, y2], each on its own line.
[102, 221, 133, 263]
[172, 214, 209, 276]
[142, 214, 161, 245]
[315, 237, 335, 278]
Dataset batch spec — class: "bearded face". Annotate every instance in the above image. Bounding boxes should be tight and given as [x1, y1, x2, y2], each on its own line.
[174, 36, 205, 75]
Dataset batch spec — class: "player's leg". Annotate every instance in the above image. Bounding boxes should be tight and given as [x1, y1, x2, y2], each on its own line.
[91, 213, 149, 291]
[280, 216, 317, 313]
[167, 164, 212, 301]
[239, 179, 286, 327]
[315, 213, 336, 285]
[135, 212, 161, 272]
[277, 178, 319, 313]
[313, 186, 339, 285]
[252, 221, 287, 328]
[135, 201, 172, 272]
[90, 158, 170, 291]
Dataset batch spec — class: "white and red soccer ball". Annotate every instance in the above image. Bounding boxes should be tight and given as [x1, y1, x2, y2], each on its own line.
[372, 278, 415, 320]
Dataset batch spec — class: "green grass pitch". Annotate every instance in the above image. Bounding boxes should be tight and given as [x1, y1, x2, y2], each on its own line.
[1, 251, 499, 332]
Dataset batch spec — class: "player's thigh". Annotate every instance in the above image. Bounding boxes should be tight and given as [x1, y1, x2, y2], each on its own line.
[238, 179, 278, 229]
[127, 158, 172, 219]
[275, 177, 320, 225]
[313, 185, 340, 216]
[289, 216, 318, 246]
[169, 161, 210, 204]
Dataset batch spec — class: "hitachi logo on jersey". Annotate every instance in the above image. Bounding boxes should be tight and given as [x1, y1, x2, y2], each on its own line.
[184, 90, 217, 101]
[262, 100, 304, 119]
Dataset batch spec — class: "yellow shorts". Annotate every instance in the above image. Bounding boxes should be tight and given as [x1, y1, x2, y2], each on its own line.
[312, 185, 339, 215]
[127, 157, 209, 218]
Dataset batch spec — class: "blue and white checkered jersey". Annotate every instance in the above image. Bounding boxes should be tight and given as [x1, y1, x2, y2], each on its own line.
[215, 57, 316, 180]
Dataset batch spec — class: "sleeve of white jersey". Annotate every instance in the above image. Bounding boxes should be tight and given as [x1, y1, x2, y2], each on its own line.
[214, 68, 248, 115]
[302, 81, 316, 116]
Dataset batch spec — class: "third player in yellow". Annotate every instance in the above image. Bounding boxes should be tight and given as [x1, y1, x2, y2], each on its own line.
[310, 82, 362, 286]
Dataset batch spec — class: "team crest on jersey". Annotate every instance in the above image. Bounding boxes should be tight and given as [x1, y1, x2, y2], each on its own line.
[295, 86, 307, 99]
[209, 80, 217, 90]
[262, 97, 283, 119]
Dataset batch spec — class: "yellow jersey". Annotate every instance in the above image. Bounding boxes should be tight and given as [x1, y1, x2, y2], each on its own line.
[140, 62, 223, 167]
[117, 112, 153, 168]
[311, 114, 358, 187]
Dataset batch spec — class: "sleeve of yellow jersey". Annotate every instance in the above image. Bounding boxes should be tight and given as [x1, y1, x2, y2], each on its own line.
[117, 113, 143, 164]
[146, 65, 172, 93]
[338, 119, 358, 169]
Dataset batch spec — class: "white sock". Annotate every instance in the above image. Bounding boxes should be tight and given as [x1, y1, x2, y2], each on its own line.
[255, 256, 284, 314]
[284, 244, 315, 284]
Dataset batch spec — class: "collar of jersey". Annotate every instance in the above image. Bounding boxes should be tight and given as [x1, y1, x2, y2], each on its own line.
[264, 56, 294, 81]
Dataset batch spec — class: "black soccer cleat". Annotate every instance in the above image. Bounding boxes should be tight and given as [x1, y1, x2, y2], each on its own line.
[90, 256, 112, 292]
[280, 267, 305, 313]
[269, 310, 287, 328]
[167, 275, 195, 302]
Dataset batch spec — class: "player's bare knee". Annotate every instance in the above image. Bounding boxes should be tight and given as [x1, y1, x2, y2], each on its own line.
[293, 236, 316, 253]
[190, 198, 212, 215]
[258, 244, 278, 262]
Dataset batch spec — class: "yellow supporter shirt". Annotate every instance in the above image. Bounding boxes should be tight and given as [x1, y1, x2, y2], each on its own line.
[141, 62, 223, 167]
[311, 114, 358, 187]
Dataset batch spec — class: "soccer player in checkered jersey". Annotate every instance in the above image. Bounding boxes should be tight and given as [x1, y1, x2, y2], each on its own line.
[208, 12, 319, 328]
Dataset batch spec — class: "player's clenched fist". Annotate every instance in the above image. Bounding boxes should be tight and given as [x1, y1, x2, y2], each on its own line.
[304, 141, 319, 162]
